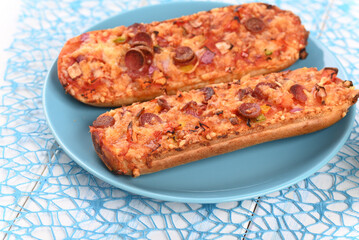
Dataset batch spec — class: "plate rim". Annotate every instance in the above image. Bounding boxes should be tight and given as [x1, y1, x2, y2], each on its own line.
[42, 1, 355, 203]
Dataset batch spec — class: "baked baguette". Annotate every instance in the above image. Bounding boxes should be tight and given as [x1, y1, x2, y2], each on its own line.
[90, 67, 359, 177]
[58, 2, 309, 107]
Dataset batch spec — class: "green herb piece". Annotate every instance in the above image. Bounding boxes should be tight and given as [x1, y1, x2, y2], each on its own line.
[264, 49, 272, 56]
[113, 36, 126, 43]
[256, 114, 266, 122]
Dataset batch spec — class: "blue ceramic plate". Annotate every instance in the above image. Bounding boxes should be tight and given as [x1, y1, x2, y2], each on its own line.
[43, 2, 355, 203]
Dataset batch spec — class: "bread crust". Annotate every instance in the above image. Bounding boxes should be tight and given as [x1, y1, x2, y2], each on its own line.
[58, 3, 309, 107]
[136, 107, 348, 175]
[89, 67, 359, 177]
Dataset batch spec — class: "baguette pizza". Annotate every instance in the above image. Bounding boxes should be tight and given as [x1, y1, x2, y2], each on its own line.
[58, 2, 309, 107]
[90, 67, 359, 177]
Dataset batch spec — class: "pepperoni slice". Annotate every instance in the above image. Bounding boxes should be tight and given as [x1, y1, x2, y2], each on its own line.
[238, 87, 253, 100]
[139, 113, 162, 126]
[93, 115, 115, 128]
[125, 48, 145, 71]
[134, 45, 154, 65]
[200, 87, 215, 101]
[173, 46, 195, 65]
[181, 101, 204, 118]
[157, 98, 171, 112]
[229, 117, 239, 125]
[244, 17, 265, 33]
[128, 23, 146, 32]
[290, 84, 307, 103]
[238, 103, 261, 119]
[252, 82, 279, 100]
[131, 32, 153, 47]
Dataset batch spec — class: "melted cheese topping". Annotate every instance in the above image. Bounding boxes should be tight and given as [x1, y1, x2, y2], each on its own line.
[58, 3, 309, 106]
[90, 67, 359, 175]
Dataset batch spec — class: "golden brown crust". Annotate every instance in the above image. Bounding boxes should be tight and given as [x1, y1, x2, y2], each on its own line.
[58, 3, 309, 107]
[138, 107, 347, 175]
[89, 67, 359, 177]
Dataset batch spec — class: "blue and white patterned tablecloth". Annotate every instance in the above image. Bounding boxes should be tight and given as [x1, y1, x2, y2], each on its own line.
[1, 0, 359, 239]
